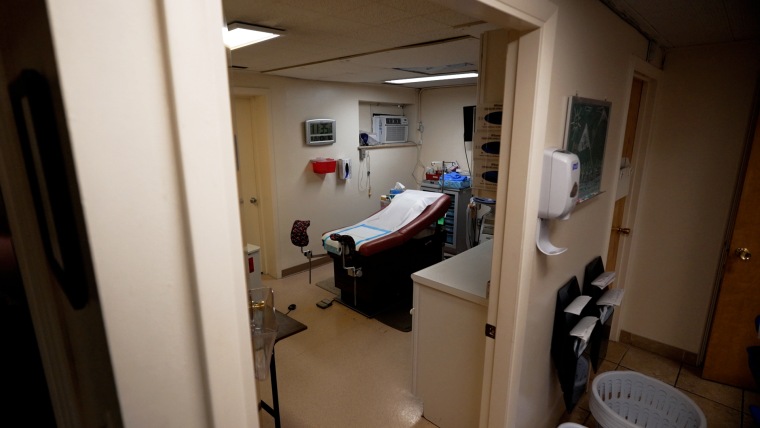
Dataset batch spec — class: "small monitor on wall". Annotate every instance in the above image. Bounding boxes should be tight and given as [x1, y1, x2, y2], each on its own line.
[463, 106, 475, 142]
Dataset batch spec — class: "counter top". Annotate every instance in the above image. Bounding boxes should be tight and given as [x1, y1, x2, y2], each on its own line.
[411, 240, 492, 306]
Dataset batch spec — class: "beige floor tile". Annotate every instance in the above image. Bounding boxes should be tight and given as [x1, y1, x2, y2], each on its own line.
[603, 340, 628, 365]
[255, 265, 436, 428]
[676, 365, 743, 411]
[744, 414, 757, 428]
[746, 389, 760, 416]
[592, 359, 618, 378]
[558, 406, 590, 425]
[618, 346, 681, 385]
[683, 390, 741, 428]
[584, 412, 597, 427]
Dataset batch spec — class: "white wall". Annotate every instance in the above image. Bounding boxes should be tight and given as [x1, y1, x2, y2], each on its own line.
[515, 0, 648, 425]
[230, 73, 480, 275]
[230, 73, 420, 274]
[620, 41, 760, 353]
[419, 86, 477, 175]
[45, 0, 259, 426]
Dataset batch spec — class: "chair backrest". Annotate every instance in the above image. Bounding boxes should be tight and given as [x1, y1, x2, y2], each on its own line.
[290, 220, 310, 248]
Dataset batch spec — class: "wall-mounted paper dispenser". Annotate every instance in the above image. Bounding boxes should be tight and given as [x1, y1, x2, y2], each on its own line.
[537, 148, 580, 255]
[338, 158, 351, 180]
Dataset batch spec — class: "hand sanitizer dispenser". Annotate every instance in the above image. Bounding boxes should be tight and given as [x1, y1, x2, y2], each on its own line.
[539, 149, 580, 219]
[537, 148, 580, 255]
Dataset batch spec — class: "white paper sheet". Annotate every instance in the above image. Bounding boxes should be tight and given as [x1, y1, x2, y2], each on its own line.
[592, 271, 616, 288]
[322, 190, 445, 250]
[597, 288, 625, 306]
[570, 316, 598, 357]
[564, 295, 592, 315]
[570, 316, 598, 341]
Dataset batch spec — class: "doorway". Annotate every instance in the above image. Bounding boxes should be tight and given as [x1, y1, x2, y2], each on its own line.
[608, 70, 658, 341]
[702, 86, 760, 389]
[606, 78, 643, 271]
[232, 94, 277, 276]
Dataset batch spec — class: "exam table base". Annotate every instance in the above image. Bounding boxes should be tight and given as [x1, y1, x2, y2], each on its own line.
[329, 231, 443, 317]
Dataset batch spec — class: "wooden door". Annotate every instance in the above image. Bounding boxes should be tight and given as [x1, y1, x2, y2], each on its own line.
[606, 78, 643, 270]
[233, 97, 262, 249]
[702, 102, 760, 389]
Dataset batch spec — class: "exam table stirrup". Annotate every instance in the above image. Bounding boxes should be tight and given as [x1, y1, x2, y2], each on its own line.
[329, 233, 362, 307]
[290, 219, 328, 284]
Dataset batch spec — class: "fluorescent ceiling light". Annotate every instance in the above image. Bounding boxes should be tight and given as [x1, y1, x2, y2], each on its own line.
[385, 72, 478, 84]
[223, 22, 283, 50]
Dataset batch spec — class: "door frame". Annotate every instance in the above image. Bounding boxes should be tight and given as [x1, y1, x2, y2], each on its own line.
[609, 57, 662, 340]
[231, 88, 279, 277]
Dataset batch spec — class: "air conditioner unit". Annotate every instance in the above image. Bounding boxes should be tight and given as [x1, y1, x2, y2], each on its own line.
[372, 115, 409, 144]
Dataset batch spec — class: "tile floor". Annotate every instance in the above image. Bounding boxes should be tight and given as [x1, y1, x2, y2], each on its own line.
[256, 264, 758, 427]
[558, 339, 760, 428]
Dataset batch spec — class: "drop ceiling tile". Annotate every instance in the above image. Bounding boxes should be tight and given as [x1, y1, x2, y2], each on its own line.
[278, 0, 372, 13]
[373, 0, 445, 16]
[224, 1, 319, 29]
[619, 0, 680, 15]
[302, 15, 376, 38]
[723, 0, 760, 40]
[426, 8, 483, 27]
[646, 7, 732, 47]
[350, 38, 479, 68]
[335, 3, 411, 25]
[381, 17, 453, 35]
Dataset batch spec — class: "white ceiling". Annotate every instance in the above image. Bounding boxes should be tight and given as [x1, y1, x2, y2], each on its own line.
[222, 0, 533, 87]
[223, 0, 760, 87]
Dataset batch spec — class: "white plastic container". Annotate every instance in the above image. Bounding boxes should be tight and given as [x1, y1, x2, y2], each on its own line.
[589, 371, 706, 428]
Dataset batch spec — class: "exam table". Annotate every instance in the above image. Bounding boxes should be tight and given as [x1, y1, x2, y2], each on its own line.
[322, 190, 450, 316]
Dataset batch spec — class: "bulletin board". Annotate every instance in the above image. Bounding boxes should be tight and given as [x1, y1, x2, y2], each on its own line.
[563, 96, 611, 202]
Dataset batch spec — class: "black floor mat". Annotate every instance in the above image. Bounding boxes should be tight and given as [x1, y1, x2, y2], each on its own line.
[373, 301, 413, 332]
[315, 277, 412, 332]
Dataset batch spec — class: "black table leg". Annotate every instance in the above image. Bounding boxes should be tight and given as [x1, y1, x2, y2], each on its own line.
[259, 349, 281, 428]
[270, 349, 280, 428]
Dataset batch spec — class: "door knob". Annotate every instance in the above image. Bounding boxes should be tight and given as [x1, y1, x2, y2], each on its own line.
[613, 227, 631, 235]
[250, 197, 258, 204]
[735, 247, 751, 261]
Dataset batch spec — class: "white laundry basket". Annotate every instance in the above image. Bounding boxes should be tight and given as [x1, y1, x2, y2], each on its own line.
[589, 371, 706, 428]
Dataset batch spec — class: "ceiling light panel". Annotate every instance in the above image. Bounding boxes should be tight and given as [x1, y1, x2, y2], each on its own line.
[224, 22, 284, 50]
[385, 72, 478, 84]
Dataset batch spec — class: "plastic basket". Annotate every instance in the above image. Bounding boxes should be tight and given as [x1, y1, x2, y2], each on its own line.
[589, 371, 706, 428]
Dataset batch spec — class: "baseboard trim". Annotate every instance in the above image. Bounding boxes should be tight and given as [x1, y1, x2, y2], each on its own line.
[281, 254, 332, 277]
[620, 330, 699, 366]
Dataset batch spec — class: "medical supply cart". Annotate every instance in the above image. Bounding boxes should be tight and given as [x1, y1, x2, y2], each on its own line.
[420, 181, 471, 254]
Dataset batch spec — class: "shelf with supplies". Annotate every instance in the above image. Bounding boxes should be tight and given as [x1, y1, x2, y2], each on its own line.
[357, 142, 419, 160]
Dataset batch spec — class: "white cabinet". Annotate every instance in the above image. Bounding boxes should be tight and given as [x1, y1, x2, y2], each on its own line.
[411, 241, 492, 428]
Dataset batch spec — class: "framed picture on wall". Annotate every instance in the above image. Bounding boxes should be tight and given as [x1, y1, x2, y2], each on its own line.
[563, 96, 611, 202]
